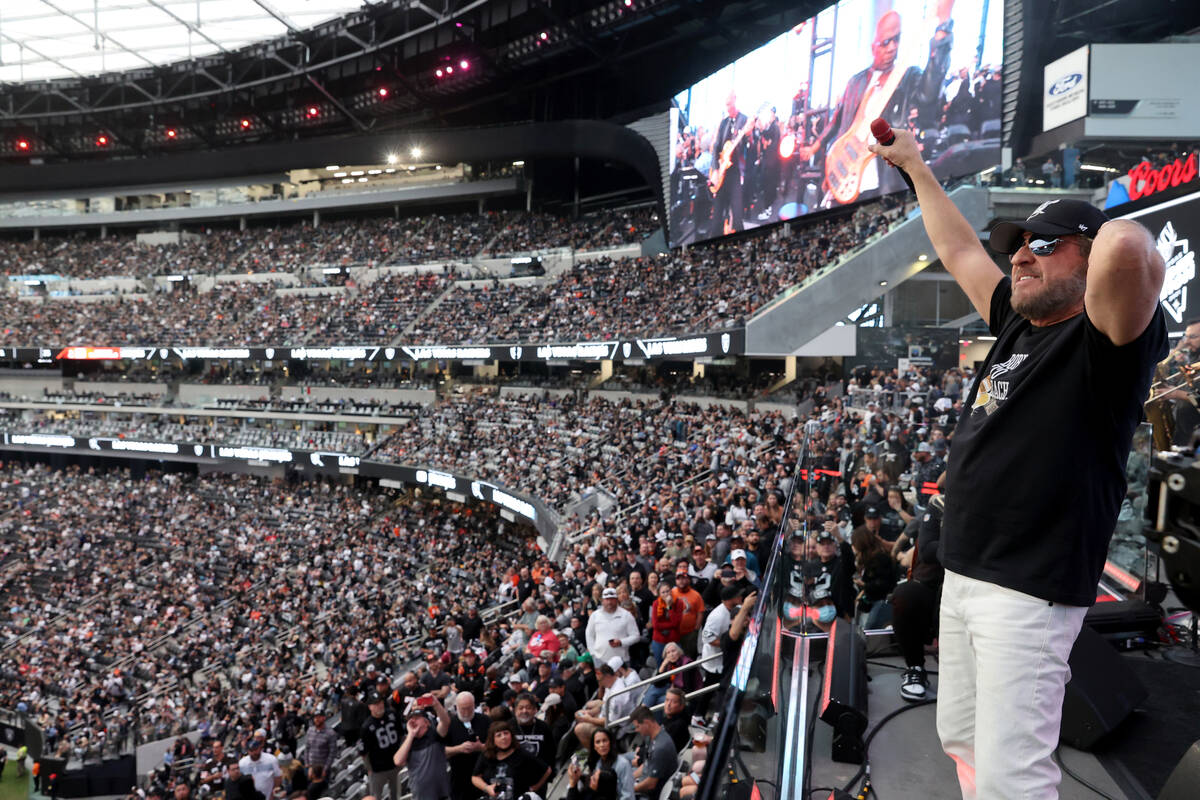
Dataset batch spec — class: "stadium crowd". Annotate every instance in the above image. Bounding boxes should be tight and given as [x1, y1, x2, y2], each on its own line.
[0, 208, 658, 283]
[0, 357, 980, 800]
[2, 198, 899, 348]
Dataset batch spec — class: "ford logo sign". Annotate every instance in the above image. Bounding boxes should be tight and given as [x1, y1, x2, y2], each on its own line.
[1049, 73, 1082, 96]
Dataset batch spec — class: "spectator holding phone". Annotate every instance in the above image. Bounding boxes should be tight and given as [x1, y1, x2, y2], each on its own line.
[393, 693, 452, 800]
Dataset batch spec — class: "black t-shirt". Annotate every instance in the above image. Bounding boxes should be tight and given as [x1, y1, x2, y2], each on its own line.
[944, 277, 1166, 606]
[661, 707, 692, 752]
[358, 709, 404, 772]
[447, 712, 491, 784]
[421, 670, 454, 696]
[512, 718, 553, 769]
[473, 749, 546, 798]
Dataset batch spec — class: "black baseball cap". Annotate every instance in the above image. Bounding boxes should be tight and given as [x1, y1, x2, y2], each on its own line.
[816, 530, 836, 542]
[365, 690, 386, 705]
[988, 199, 1109, 255]
[864, 506, 882, 519]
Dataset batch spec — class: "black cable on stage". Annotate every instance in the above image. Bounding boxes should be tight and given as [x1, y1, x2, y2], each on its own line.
[1053, 746, 1122, 800]
[839, 699, 937, 793]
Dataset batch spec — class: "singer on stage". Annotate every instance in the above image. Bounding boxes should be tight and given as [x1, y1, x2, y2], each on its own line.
[869, 130, 1167, 798]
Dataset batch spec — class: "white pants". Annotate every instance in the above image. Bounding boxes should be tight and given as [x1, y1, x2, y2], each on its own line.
[936, 570, 1088, 800]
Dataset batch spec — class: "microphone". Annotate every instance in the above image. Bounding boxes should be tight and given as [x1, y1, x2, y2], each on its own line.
[870, 118, 916, 193]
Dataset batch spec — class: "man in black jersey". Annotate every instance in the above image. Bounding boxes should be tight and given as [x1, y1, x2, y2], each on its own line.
[358, 689, 405, 800]
[871, 132, 1166, 799]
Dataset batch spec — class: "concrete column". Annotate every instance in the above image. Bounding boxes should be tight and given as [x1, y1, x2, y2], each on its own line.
[478, 197, 485, 215]
[99, 225, 107, 239]
[240, 216, 247, 231]
[313, 210, 321, 228]
[32, 228, 39, 242]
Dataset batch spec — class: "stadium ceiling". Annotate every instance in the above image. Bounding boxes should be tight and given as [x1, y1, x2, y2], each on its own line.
[0, 2, 367, 83]
[0, 0, 826, 162]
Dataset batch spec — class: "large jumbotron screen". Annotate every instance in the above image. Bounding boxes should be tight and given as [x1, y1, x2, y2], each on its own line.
[667, 0, 1004, 247]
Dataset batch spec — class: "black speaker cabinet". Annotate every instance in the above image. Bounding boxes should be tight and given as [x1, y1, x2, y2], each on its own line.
[820, 618, 869, 763]
[1060, 625, 1148, 750]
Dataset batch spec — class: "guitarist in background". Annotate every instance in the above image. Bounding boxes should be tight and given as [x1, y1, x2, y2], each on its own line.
[799, 2, 954, 204]
[710, 92, 750, 236]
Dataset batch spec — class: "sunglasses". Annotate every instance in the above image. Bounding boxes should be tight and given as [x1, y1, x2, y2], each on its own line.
[875, 34, 900, 47]
[1024, 237, 1062, 256]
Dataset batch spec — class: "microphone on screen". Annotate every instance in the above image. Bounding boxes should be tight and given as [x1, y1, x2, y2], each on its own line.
[870, 118, 916, 194]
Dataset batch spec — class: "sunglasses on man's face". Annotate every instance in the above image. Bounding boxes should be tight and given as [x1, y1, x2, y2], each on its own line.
[1022, 237, 1063, 257]
[875, 34, 900, 47]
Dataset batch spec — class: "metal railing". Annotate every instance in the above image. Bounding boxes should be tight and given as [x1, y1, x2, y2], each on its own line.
[695, 434, 810, 800]
[599, 653, 722, 721]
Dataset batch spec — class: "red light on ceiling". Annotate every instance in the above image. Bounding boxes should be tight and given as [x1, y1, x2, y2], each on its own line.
[240, 118, 251, 129]
[16, 140, 28, 151]
[96, 135, 109, 146]
[435, 69, 444, 78]
[166, 128, 177, 139]
[307, 106, 319, 117]
[378, 87, 389, 98]
[459, 59, 470, 70]
[445, 66, 453, 74]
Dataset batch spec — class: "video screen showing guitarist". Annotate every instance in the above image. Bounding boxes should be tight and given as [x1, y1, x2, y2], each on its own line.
[710, 92, 752, 236]
[800, 2, 954, 207]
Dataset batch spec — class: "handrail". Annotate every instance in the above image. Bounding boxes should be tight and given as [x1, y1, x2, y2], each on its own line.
[608, 682, 722, 728]
[600, 653, 722, 721]
[694, 433, 809, 800]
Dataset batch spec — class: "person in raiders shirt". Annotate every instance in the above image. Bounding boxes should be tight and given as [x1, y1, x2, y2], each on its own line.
[511, 692, 554, 776]
[358, 689, 405, 800]
[472, 720, 551, 800]
[197, 739, 236, 796]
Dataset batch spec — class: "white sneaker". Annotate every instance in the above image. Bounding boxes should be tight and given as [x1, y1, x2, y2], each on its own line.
[900, 666, 928, 702]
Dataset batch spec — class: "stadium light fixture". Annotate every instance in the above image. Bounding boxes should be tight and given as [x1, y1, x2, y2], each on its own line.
[387, 154, 398, 165]
[368, 169, 382, 175]
[357, 177, 368, 182]
[307, 106, 320, 118]
[350, 170, 364, 176]
[540, 31, 549, 41]
[918, 254, 928, 260]
[411, 147, 422, 159]
[16, 139, 29, 150]
[445, 66, 454, 74]
[166, 129, 177, 139]
[326, 165, 340, 171]
[436, 69, 444, 78]
[378, 87, 389, 98]
[341, 178, 354, 184]
[240, 118, 252, 129]
[96, 135, 109, 146]
[460, 59, 470, 70]
[334, 172, 347, 178]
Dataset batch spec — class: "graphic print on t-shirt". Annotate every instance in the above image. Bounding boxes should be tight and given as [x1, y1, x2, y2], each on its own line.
[971, 353, 1029, 416]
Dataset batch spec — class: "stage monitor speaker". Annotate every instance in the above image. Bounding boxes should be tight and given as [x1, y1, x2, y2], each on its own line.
[1060, 625, 1148, 751]
[819, 618, 868, 763]
[1158, 739, 1200, 800]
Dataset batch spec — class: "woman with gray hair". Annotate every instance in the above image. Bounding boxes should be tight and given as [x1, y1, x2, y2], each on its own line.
[640, 641, 699, 710]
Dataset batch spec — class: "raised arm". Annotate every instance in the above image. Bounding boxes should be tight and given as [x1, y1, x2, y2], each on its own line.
[1084, 219, 1165, 346]
[869, 129, 1003, 325]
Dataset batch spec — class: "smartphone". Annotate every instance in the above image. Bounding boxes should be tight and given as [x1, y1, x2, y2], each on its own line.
[416, 696, 434, 708]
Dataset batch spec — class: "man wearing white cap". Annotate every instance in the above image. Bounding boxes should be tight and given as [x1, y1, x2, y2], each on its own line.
[584, 587, 640, 666]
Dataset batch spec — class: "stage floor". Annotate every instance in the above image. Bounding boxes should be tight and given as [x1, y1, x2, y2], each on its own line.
[734, 643, 1173, 800]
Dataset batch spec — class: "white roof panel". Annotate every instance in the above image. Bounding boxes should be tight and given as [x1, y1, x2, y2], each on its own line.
[0, 1, 368, 83]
